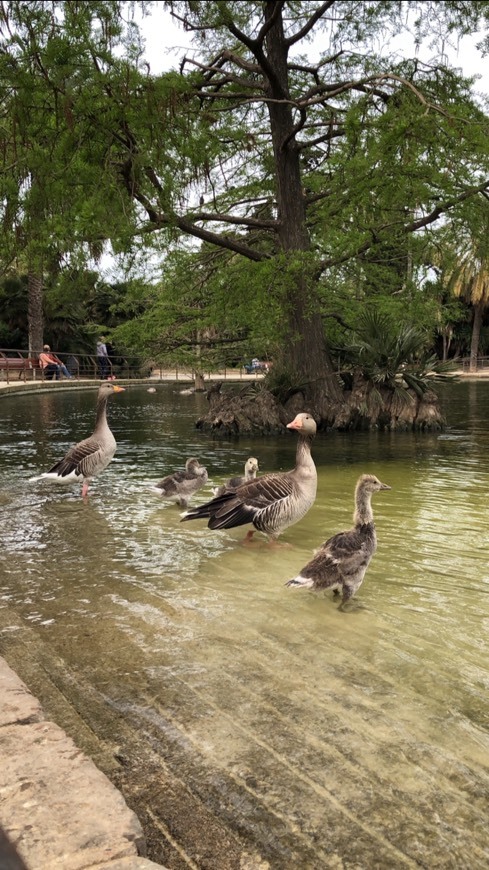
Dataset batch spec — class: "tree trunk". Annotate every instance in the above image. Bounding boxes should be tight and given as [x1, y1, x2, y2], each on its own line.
[27, 269, 44, 355]
[263, 3, 343, 425]
[440, 325, 452, 361]
[194, 371, 205, 391]
[469, 301, 483, 373]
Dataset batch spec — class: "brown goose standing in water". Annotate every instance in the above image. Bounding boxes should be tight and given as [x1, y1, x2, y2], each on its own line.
[29, 382, 125, 499]
[181, 413, 317, 541]
[286, 474, 391, 610]
[151, 457, 208, 507]
[213, 456, 259, 497]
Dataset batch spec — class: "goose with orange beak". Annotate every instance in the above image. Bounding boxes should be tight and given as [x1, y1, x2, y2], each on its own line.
[29, 382, 125, 499]
[182, 412, 317, 541]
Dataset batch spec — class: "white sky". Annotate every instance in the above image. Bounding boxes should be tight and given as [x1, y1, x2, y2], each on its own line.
[136, 5, 489, 97]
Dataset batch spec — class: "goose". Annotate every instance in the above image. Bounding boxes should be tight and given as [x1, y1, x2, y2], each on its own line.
[286, 474, 391, 610]
[213, 456, 259, 497]
[152, 457, 208, 507]
[29, 382, 125, 499]
[181, 412, 317, 541]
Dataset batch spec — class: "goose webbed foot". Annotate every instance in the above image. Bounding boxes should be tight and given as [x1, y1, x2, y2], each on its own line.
[267, 537, 293, 549]
[240, 530, 256, 546]
[338, 596, 365, 613]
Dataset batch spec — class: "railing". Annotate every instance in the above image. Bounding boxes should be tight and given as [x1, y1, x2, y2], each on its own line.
[0, 349, 268, 385]
[0, 349, 132, 384]
[458, 357, 489, 372]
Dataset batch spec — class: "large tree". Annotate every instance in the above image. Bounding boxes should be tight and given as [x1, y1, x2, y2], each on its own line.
[2, 1, 489, 427]
[0, 1, 140, 352]
[115, 1, 489, 425]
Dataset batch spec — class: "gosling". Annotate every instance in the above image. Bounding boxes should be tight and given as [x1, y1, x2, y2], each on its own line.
[286, 474, 391, 611]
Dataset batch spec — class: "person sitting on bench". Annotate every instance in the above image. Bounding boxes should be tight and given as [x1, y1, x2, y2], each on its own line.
[39, 345, 73, 380]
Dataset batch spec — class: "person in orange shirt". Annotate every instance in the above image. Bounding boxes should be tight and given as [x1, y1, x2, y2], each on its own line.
[39, 345, 73, 380]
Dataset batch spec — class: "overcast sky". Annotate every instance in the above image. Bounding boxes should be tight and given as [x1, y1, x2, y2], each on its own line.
[136, 5, 489, 99]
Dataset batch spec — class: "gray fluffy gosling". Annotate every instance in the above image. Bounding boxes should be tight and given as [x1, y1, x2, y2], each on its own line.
[286, 473, 391, 610]
[213, 456, 259, 497]
[152, 457, 208, 508]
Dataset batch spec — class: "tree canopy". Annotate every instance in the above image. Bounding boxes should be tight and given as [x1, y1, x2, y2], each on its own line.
[1, 1, 489, 426]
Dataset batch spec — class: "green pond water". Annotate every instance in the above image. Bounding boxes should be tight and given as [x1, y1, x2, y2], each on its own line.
[0, 380, 488, 868]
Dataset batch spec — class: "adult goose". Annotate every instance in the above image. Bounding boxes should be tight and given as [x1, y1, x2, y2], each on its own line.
[29, 382, 125, 499]
[152, 457, 208, 508]
[181, 413, 317, 541]
[286, 474, 391, 610]
[213, 456, 259, 497]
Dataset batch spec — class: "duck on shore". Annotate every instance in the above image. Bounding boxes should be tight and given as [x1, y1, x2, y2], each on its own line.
[213, 456, 259, 497]
[152, 457, 208, 508]
[181, 413, 317, 541]
[286, 473, 391, 610]
[28, 382, 125, 499]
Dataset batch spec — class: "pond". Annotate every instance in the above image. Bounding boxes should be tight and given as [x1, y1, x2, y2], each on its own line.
[0, 380, 488, 868]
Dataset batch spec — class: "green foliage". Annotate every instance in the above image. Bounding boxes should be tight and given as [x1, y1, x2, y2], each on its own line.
[342, 308, 455, 398]
[2, 1, 489, 385]
[0, 274, 29, 347]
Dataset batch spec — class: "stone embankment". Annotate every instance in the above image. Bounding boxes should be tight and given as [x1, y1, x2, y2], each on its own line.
[0, 657, 164, 870]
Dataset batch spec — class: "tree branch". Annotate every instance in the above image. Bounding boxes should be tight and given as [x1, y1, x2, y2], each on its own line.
[406, 179, 489, 232]
[285, 1, 336, 48]
[318, 179, 489, 272]
[121, 165, 271, 263]
[189, 211, 278, 230]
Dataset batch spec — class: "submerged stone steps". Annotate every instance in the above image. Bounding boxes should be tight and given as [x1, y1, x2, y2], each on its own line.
[0, 657, 164, 870]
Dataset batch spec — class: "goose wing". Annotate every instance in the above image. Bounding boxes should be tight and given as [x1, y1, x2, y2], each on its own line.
[156, 470, 190, 494]
[182, 472, 294, 530]
[48, 435, 113, 480]
[302, 528, 375, 587]
[236, 472, 294, 507]
[214, 474, 245, 497]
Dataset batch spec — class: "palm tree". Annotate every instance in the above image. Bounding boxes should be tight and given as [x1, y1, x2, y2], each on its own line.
[445, 237, 489, 373]
[338, 309, 453, 429]
[345, 309, 453, 396]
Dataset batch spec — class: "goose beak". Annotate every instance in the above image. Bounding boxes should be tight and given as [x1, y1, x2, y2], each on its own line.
[286, 416, 302, 431]
[111, 385, 125, 393]
[379, 482, 391, 490]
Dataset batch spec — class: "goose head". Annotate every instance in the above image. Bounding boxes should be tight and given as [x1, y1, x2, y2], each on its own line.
[185, 457, 207, 476]
[357, 474, 391, 494]
[286, 412, 317, 437]
[99, 382, 125, 396]
[245, 457, 259, 475]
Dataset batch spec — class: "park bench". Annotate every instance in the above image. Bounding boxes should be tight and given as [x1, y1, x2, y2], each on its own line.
[0, 353, 41, 384]
[244, 360, 269, 374]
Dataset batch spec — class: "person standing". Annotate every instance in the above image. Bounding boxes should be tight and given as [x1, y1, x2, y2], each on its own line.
[39, 345, 73, 380]
[96, 336, 111, 380]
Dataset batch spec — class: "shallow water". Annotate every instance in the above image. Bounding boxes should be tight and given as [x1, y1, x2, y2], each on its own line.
[0, 381, 488, 868]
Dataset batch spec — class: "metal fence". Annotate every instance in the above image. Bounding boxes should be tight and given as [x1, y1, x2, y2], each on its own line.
[0, 348, 147, 384]
[0, 348, 266, 385]
[458, 357, 489, 372]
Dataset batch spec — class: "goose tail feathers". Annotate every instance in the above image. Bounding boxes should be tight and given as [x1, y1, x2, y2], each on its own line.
[28, 471, 81, 485]
[285, 575, 315, 588]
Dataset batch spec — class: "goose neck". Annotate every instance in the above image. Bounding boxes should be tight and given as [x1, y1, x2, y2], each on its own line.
[94, 395, 109, 430]
[353, 488, 374, 526]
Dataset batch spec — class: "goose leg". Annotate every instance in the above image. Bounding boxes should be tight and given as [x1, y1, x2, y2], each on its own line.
[338, 584, 355, 612]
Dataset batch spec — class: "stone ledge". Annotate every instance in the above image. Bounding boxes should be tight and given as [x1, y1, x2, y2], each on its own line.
[0, 659, 164, 870]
